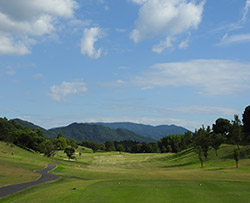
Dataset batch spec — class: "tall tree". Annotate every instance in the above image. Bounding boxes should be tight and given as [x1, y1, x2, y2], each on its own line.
[212, 118, 231, 135]
[193, 126, 211, 159]
[210, 133, 224, 156]
[233, 148, 240, 168]
[212, 118, 231, 143]
[64, 147, 75, 159]
[230, 115, 243, 149]
[55, 133, 68, 150]
[195, 146, 204, 168]
[242, 105, 250, 143]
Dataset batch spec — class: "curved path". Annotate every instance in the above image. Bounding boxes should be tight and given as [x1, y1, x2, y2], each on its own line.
[0, 163, 60, 198]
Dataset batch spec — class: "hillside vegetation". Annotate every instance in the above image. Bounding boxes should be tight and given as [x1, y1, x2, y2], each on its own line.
[13, 119, 155, 143]
[95, 122, 189, 140]
[49, 122, 155, 143]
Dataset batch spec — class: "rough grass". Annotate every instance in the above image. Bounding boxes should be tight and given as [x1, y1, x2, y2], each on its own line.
[1, 142, 250, 202]
[0, 142, 53, 187]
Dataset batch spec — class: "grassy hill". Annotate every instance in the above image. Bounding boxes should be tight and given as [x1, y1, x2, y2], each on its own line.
[0, 142, 52, 187]
[49, 122, 155, 143]
[1, 142, 250, 202]
[95, 122, 189, 140]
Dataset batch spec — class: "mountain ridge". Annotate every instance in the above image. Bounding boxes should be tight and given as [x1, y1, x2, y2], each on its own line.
[12, 119, 189, 142]
[49, 122, 155, 143]
[92, 122, 189, 140]
[12, 119, 155, 143]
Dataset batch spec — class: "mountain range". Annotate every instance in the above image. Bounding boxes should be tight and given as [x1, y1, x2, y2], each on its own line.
[49, 122, 155, 143]
[12, 119, 189, 143]
[93, 122, 189, 140]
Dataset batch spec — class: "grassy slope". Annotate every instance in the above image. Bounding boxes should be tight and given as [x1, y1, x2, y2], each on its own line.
[0, 142, 53, 187]
[1, 143, 250, 202]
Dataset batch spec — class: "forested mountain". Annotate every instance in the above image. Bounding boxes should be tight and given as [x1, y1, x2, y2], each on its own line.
[49, 123, 155, 143]
[12, 119, 57, 138]
[93, 122, 189, 140]
[12, 119, 189, 142]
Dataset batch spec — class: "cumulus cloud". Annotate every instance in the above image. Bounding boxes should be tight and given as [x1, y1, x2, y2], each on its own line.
[132, 59, 250, 96]
[81, 27, 103, 59]
[0, 0, 78, 55]
[48, 80, 87, 102]
[0, 34, 30, 55]
[130, 0, 205, 50]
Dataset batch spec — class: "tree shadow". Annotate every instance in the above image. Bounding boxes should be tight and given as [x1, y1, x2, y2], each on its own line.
[162, 161, 196, 168]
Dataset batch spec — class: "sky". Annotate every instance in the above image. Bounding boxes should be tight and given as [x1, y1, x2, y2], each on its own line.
[0, 0, 250, 131]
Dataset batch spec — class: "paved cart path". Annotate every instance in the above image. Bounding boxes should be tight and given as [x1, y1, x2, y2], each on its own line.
[0, 163, 60, 198]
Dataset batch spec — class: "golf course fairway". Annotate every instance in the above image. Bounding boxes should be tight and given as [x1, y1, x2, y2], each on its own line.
[1, 142, 250, 202]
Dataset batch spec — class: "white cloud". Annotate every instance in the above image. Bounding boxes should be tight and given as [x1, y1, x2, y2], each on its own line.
[132, 59, 250, 96]
[219, 33, 250, 45]
[0, 34, 30, 55]
[130, 0, 148, 4]
[242, 0, 250, 21]
[0, 0, 78, 55]
[80, 27, 104, 59]
[152, 36, 174, 53]
[48, 80, 87, 102]
[178, 33, 190, 49]
[130, 0, 205, 49]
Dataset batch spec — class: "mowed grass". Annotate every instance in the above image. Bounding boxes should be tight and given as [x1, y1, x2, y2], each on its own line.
[1, 142, 250, 202]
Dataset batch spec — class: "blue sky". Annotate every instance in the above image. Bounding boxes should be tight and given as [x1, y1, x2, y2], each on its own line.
[0, 0, 250, 131]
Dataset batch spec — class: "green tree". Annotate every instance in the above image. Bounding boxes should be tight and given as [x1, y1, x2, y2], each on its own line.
[116, 144, 125, 153]
[195, 146, 204, 168]
[55, 133, 68, 150]
[166, 145, 172, 153]
[160, 145, 167, 153]
[104, 141, 115, 152]
[68, 138, 78, 149]
[131, 143, 142, 153]
[242, 105, 250, 143]
[193, 126, 211, 159]
[183, 131, 193, 148]
[230, 115, 243, 149]
[233, 148, 240, 168]
[212, 118, 231, 136]
[211, 133, 225, 156]
[43, 140, 56, 157]
[64, 147, 75, 159]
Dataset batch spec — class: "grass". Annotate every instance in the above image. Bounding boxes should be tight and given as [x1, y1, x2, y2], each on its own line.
[0, 142, 52, 187]
[1, 142, 250, 202]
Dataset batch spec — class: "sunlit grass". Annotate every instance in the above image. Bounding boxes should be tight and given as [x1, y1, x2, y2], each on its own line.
[1, 142, 250, 202]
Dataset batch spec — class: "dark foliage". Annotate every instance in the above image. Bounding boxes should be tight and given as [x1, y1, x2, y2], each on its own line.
[243, 105, 250, 143]
[0, 117, 77, 157]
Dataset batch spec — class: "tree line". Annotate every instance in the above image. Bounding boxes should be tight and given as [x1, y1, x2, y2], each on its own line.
[1, 105, 249, 165]
[80, 105, 250, 168]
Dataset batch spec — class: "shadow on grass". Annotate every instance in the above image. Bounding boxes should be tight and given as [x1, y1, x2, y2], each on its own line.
[154, 148, 195, 163]
[162, 161, 196, 168]
[205, 167, 226, 171]
[221, 147, 250, 159]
